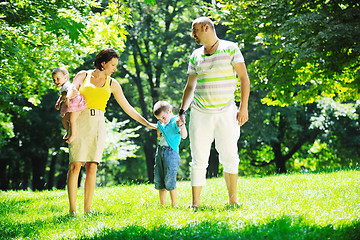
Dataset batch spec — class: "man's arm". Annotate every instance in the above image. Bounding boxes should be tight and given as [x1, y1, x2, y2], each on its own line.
[177, 74, 197, 127]
[234, 62, 250, 126]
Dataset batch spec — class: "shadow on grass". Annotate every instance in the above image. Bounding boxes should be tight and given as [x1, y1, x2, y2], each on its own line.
[0, 195, 65, 215]
[2, 214, 359, 240]
[0, 214, 78, 239]
[83, 216, 360, 240]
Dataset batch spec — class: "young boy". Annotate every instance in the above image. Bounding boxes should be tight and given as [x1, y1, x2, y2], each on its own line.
[153, 101, 187, 207]
[52, 67, 86, 144]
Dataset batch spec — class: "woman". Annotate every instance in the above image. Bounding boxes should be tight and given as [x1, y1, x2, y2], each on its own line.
[67, 48, 156, 216]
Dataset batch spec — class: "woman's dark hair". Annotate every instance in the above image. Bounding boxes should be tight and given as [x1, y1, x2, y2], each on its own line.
[94, 48, 119, 70]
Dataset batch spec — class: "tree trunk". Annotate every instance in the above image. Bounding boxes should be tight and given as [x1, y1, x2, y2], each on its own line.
[143, 131, 157, 183]
[55, 151, 68, 189]
[0, 157, 9, 190]
[31, 154, 47, 190]
[275, 157, 287, 174]
[47, 153, 57, 189]
[272, 141, 287, 174]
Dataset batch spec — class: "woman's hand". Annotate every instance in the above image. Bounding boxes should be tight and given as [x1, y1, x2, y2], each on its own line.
[147, 122, 157, 130]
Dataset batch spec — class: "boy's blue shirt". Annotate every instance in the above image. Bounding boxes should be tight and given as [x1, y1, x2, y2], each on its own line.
[157, 115, 181, 153]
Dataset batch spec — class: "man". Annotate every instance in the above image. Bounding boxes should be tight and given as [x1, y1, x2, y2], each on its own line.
[177, 17, 250, 208]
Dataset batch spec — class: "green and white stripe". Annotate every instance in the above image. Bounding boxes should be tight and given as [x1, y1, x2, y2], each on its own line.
[187, 39, 245, 112]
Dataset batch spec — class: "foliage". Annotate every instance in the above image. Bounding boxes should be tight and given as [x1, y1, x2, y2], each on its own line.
[144, 0, 157, 6]
[83, 0, 131, 53]
[217, 0, 360, 106]
[309, 97, 358, 130]
[0, 0, 132, 147]
[198, 0, 360, 174]
[235, 87, 359, 174]
[0, 112, 14, 145]
[0, 0, 137, 189]
[0, 91, 66, 190]
[103, 118, 140, 161]
[97, 118, 144, 187]
[310, 98, 360, 168]
[0, 170, 359, 239]
[110, 0, 199, 182]
[1, 0, 359, 189]
[0, 0, 88, 146]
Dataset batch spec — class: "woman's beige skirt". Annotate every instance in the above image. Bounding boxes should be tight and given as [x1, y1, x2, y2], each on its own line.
[69, 108, 106, 164]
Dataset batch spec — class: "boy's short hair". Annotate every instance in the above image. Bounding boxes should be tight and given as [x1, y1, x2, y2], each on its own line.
[94, 48, 119, 71]
[52, 67, 68, 76]
[153, 101, 171, 116]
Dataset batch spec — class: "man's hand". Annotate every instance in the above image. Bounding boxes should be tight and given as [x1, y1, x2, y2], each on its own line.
[236, 107, 248, 126]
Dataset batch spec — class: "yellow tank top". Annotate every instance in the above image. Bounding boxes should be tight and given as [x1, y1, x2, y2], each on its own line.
[79, 71, 111, 112]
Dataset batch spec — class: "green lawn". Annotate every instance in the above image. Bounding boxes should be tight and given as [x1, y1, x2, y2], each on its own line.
[1, 170, 359, 239]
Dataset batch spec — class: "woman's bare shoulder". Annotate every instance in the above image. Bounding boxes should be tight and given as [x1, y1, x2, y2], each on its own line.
[73, 70, 89, 87]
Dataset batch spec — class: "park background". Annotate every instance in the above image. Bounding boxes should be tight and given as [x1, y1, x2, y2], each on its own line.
[0, 0, 359, 191]
[1, 0, 359, 239]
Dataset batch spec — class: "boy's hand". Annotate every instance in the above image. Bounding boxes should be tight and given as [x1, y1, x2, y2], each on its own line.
[176, 115, 185, 128]
[177, 116, 188, 139]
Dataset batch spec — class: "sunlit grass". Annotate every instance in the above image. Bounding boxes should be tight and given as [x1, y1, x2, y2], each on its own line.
[1, 170, 359, 239]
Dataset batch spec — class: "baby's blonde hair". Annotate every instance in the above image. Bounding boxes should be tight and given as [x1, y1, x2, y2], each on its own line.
[52, 67, 69, 76]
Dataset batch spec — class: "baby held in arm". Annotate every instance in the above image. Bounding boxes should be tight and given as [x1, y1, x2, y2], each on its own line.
[52, 67, 87, 144]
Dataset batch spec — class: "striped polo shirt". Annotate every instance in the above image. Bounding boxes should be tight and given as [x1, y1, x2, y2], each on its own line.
[187, 39, 244, 112]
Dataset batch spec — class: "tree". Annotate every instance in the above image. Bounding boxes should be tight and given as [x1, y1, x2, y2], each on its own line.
[98, 118, 142, 186]
[218, 0, 360, 106]
[194, 0, 360, 173]
[0, 90, 65, 190]
[0, 90, 145, 190]
[309, 97, 360, 168]
[0, 0, 145, 190]
[0, 0, 132, 147]
[0, 0, 90, 146]
[112, 0, 198, 182]
[235, 88, 321, 173]
[235, 87, 359, 174]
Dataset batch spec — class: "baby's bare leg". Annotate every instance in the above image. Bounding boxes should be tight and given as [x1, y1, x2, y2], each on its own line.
[66, 111, 81, 144]
[61, 113, 70, 139]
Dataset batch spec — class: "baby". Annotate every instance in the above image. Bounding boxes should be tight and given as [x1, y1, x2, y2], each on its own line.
[52, 67, 87, 143]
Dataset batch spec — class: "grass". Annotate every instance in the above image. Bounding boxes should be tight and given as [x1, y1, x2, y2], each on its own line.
[1, 170, 360, 240]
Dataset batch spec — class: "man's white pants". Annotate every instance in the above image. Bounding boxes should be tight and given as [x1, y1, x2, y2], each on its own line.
[189, 103, 240, 186]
